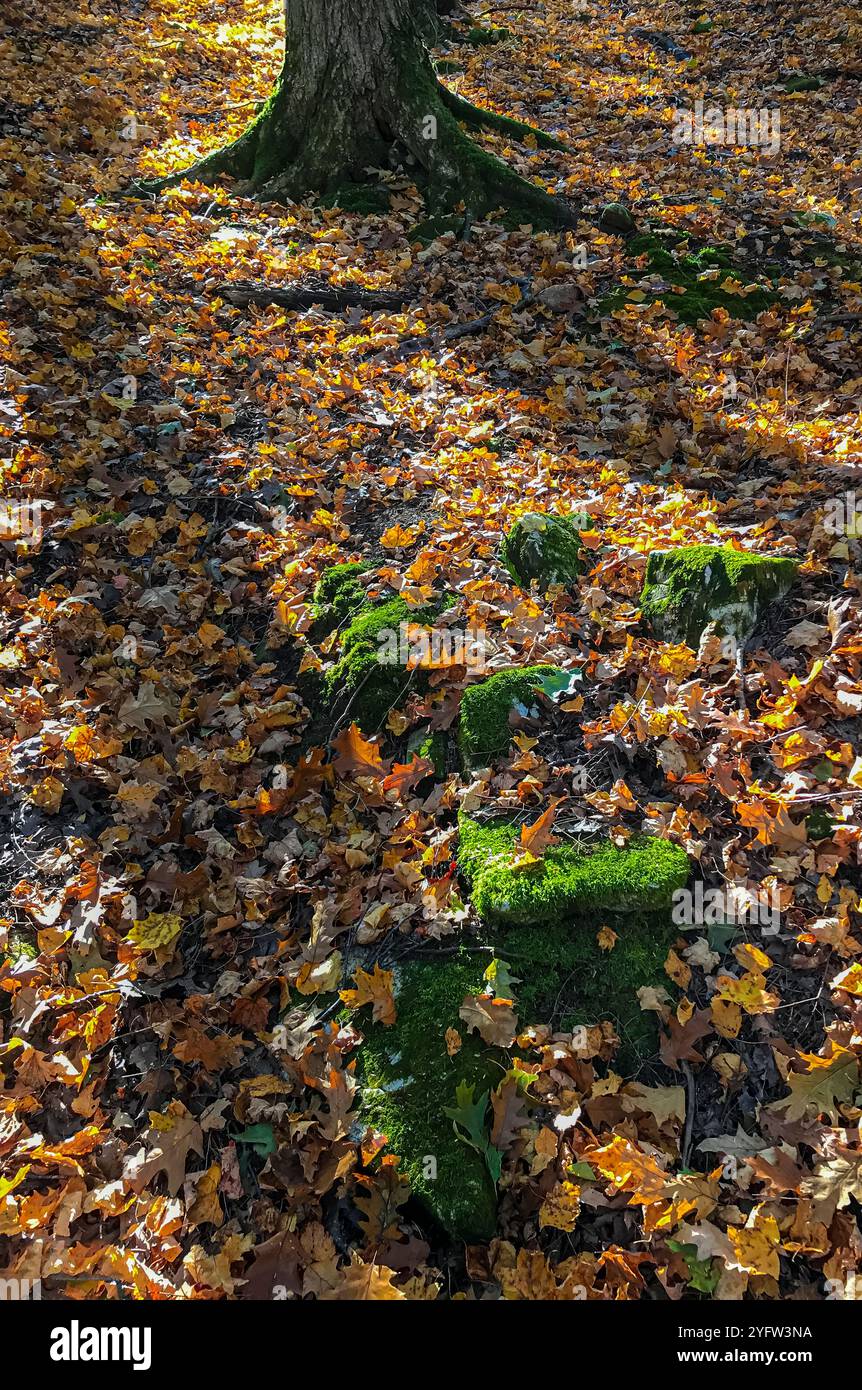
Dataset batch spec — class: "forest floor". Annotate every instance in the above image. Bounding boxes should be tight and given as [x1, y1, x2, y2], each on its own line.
[1, 0, 862, 1301]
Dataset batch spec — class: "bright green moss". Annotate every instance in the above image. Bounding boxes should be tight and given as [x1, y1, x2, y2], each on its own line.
[458, 665, 560, 768]
[458, 814, 690, 924]
[417, 729, 448, 777]
[324, 596, 436, 732]
[311, 562, 369, 633]
[640, 544, 797, 646]
[602, 233, 778, 325]
[500, 512, 589, 590]
[359, 955, 501, 1241]
[510, 916, 677, 1066]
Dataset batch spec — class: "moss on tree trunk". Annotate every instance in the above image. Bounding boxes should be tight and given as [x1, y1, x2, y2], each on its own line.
[147, 0, 576, 226]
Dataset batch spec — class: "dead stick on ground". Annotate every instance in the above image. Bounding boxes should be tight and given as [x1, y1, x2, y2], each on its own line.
[215, 281, 409, 312]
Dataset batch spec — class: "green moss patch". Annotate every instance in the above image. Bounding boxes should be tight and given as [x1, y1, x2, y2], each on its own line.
[509, 915, 678, 1066]
[464, 25, 512, 45]
[501, 511, 589, 590]
[602, 232, 778, 325]
[325, 595, 438, 732]
[458, 665, 561, 768]
[458, 814, 690, 925]
[783, 75, 823, 92]
[308, 563, 454, 733]
[311, 562, 369, 633]
[359, 954, 502, 1241]
[640, 544, 797, 646]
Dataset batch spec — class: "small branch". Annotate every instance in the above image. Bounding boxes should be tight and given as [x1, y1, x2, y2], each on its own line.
[215, 281, 409, 312]
[631, 27, 692, 62]
[680, 1060, 696, 1167]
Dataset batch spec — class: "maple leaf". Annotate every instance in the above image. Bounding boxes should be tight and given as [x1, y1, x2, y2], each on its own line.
[539, 1180, 581, 1232]
[318, 1253, 405, 1300]
[126, 912, 183, 955]
[118, 681, 175, 731]
[515, 797, 563, 860]
[339, 964, 397, 1026]
[381, 754, 434, 797]
[659, 1009, 713, 1069]
[714, 970, 779, 1015]
[124, 1102, 203, 1195]
[459, 994, 517, 1047]
[767, 1044, 859, 1123]
[727, 1210, 781, 1279]
[331, 723, 384, 777]
[185, 1163, 224, 1229]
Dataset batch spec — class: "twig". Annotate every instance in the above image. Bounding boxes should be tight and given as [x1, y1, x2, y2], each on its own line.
[680, 1060, 696, 1166]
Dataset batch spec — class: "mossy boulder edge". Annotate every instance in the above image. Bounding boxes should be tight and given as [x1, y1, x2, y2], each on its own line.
[458, 813, 690, 925]
[309, 563, 443, 732]
[458, 664, 561, 768]
[640, 544, 797, 647]
[359, 954, 501, 1242]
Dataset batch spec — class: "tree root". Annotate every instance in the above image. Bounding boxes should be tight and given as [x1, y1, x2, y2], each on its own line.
[123, 68, 578, 232]
[438, 83, 570, 151]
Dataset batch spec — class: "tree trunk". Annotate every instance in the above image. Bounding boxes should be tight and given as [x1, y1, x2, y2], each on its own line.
[155, 0, 574, 225]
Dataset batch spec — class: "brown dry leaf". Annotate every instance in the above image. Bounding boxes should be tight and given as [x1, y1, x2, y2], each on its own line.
[459, 994, 518, 1047]
[331, 723, 385, 777]
[318, 1253, 405, 1300]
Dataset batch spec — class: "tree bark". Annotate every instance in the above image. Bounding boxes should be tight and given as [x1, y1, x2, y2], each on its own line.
[151, 0, 575, 225]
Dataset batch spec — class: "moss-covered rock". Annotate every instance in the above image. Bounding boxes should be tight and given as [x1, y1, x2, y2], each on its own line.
[458, 664, 561, 768]
[416, 729, 448, 777]
[359, 954, 501, 1241]
[508, 916, 677, 1065]
[357, 822, 690, 1237]
[599, 201, 635, 233]
[325, 595, 437, 732]
[500, 512, 589, 590]
[311, 561, 369, 632]
[458, 813, 690, 925]
[602, 233, 778, 325]
[640, 544, 797, 647]
[783, 74, 823, 92]
[464, 25, 511, 45]
[309, 563, 450, 733]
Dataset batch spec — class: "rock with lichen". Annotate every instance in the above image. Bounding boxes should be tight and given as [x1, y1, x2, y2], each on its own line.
[640, 544, 796, 648]
[501, 512, 589, 591]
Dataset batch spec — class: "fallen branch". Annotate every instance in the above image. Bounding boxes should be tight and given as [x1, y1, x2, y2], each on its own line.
[214, 280, 409, 312]
[631, 27, 692, 62]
